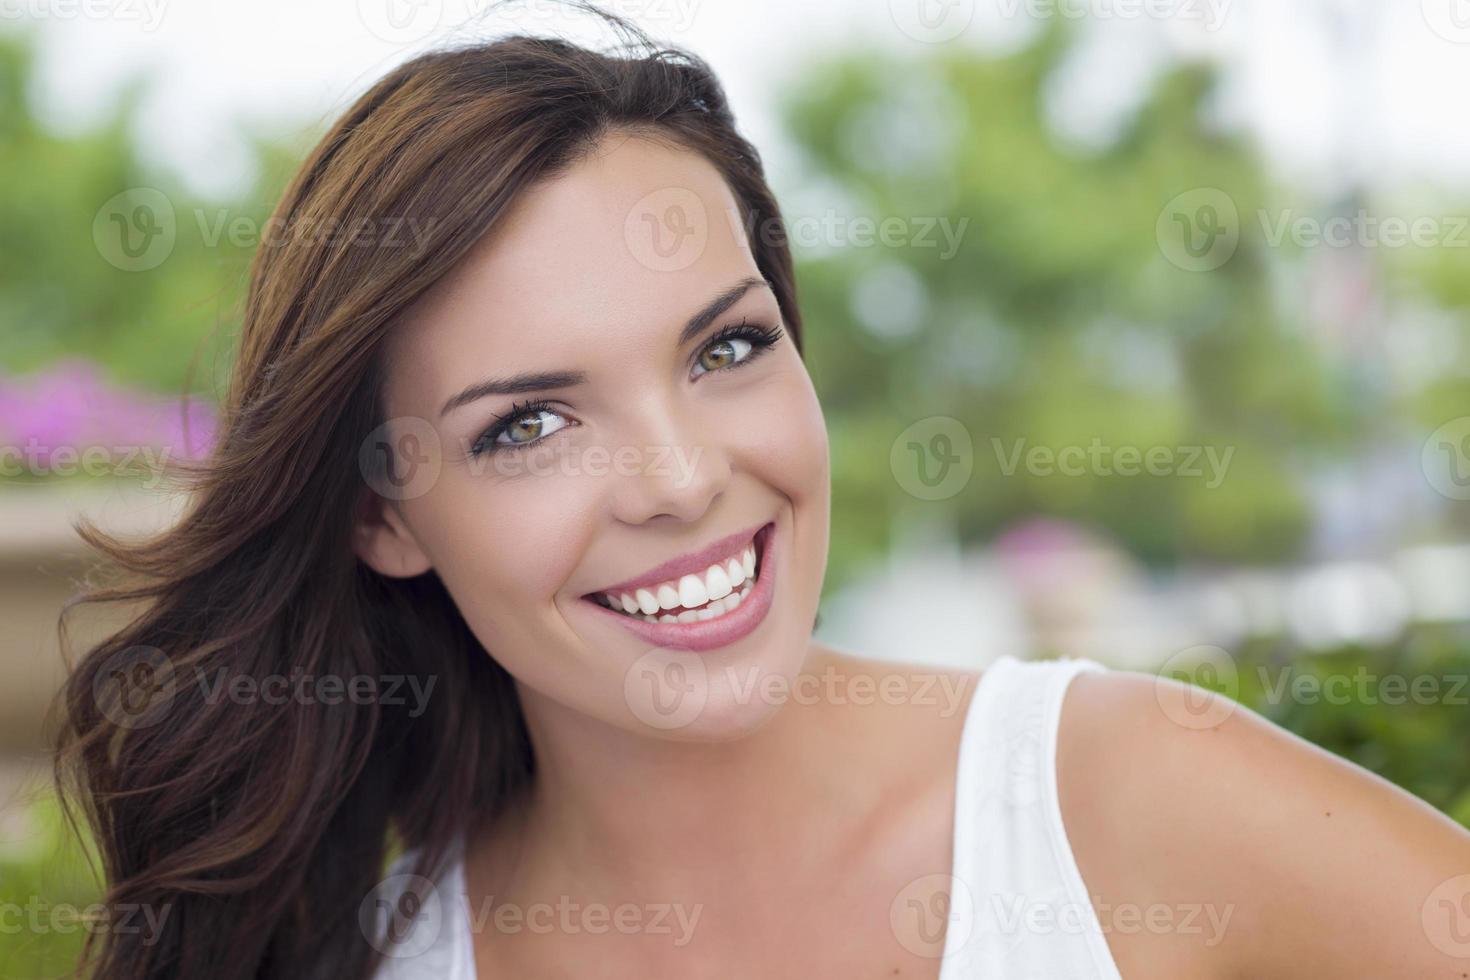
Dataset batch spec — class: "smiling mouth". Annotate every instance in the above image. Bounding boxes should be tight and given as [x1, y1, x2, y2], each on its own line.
[586, 524, 769, 625]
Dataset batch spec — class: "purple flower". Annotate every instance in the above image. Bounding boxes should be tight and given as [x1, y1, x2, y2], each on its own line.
[0, 359, 217, 475]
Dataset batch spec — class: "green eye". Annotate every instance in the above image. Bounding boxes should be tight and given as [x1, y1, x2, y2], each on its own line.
[692, 320, 784, 378]
[502, 411, 554, 445]
[471, 401, 569, 458]
[696, 336, 753, 374]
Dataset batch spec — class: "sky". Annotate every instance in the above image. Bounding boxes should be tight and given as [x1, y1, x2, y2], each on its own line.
[7, 0, 1470, 202]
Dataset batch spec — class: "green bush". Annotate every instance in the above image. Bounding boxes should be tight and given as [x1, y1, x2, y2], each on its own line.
[0, 790, 102, 978]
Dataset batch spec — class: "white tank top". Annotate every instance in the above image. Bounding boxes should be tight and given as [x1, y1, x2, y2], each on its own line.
[368, 655, 1123, 979]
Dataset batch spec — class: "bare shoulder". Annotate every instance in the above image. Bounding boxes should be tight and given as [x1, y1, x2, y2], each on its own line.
[1056, 666, 1470, 979]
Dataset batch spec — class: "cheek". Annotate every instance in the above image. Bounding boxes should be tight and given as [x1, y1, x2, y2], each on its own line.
[743, 360, 830, 502]
[750, 362, 831, 610]
[405, 470, 598, 639]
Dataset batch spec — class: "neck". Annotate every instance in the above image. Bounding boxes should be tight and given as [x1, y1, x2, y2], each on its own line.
[477, 644, 869, 900]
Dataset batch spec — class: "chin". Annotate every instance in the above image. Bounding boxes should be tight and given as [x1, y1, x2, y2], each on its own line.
[643, 685, 791, 743]
[608, 626, 814, 743]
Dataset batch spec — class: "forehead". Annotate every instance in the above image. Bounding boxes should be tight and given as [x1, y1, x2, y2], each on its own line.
[386, 133, 760, 408]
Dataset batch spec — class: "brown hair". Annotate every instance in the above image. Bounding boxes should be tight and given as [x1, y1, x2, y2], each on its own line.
[51, 7, 803, 977]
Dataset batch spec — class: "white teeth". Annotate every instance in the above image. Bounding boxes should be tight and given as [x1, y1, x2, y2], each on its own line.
[677, 573, 708, 610]
[704, 563, 732, 601]
[597, 531, 765, 620]
[628, 578, 753, 623]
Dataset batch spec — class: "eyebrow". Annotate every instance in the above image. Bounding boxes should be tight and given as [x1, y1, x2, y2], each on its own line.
[438, 275, 773, 418]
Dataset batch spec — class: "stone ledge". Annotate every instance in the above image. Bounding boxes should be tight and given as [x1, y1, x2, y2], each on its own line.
[0, 482, 190, 566]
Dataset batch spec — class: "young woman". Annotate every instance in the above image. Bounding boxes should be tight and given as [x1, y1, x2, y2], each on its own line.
[55, 12, 1470, 980]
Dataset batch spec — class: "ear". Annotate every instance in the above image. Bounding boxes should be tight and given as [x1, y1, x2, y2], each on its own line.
[352, 490, 433, 578]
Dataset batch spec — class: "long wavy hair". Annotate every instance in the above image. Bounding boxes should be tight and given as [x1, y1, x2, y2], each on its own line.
[50, 9, 803, 977]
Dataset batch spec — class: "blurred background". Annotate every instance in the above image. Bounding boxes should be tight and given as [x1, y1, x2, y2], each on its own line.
[4, 0, 1470, 971]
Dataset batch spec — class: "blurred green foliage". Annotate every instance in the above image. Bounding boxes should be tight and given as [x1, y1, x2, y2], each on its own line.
[0, 790, 100, 977]
[0, 29, 297, 399]
[4, 24, 1469, 586]
[779, 24, 1460, 590]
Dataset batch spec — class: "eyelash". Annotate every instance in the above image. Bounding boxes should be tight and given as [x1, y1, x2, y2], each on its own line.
[468, 319, 785, 458]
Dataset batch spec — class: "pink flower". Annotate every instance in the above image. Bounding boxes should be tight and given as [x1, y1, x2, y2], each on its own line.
[0, 359, 217, 475]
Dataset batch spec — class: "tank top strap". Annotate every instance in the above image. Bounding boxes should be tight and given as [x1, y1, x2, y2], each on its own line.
[367, 836, 476, 979]
[937, 654, 1124, 979]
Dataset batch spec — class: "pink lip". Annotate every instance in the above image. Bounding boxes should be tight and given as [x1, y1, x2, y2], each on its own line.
[584, 521, 768, 598]
[582, 521, 777, 653]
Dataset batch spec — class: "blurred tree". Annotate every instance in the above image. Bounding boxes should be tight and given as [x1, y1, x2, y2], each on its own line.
[0, 29, 272, 399]
[0, 23, 1456, 587]
[779, 24, 1358, 588]
[1389, 218, 1470, 541]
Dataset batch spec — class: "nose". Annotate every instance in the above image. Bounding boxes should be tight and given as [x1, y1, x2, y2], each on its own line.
[608, 392, 732, 525]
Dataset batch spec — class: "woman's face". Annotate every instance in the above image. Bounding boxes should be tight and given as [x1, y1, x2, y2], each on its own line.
[357, 133, 831, 741]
